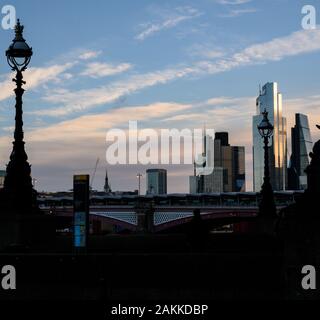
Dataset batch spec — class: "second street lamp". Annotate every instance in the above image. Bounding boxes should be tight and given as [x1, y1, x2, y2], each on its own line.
[257, 109, 277, 217]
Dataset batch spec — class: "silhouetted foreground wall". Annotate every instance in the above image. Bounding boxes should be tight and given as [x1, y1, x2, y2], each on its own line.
[0, 233, 318, 301]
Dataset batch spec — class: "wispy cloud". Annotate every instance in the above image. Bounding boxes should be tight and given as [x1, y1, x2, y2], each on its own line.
[135, 6, 202, 41]
[27, 102, 191, 143]
[232, 28, 320, 62]
[79, 50, 102, 60]
[164, 96, 255, 126]
[31, 28, 320, 117]
[0, 62, 75, 102]
[80, 62, 133, 78]
[220, 8, 257, 17]
[215, 0, 256, 17]
[33, 65, 199, 116]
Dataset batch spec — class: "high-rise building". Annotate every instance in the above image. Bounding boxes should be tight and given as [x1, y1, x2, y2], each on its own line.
[190, 131, 225, 193]
[146, 169, 167, 194]
[288, 113, 313, 190]
[189, 132, 245, 193]
[214, 133, 246, 192]
[252, 82, 287, 191]
[231, 146, 246, 192]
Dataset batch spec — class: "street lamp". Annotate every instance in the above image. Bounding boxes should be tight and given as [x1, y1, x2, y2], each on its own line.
[3, 19, 36, 214]
[257, 109, 276, 217]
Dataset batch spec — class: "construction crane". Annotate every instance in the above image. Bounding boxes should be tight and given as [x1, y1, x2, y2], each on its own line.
[90, 157, 100, 190]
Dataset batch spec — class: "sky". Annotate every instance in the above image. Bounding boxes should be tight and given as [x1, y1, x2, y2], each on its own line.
[0, 0, 320, 193]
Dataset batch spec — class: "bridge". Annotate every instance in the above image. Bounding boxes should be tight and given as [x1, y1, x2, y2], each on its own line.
[39, 191, 301, 233]
[43, 205, 258, 233]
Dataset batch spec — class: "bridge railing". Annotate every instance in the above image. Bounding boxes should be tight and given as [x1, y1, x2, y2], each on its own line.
[38, 191, 301, 210]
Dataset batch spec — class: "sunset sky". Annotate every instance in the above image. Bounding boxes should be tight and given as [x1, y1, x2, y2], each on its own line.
[0, 0, 320, 193]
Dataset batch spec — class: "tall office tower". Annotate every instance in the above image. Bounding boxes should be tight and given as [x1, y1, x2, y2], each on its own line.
[252, 82, 287, 191]
[288, 113, 313, 190]
[232, 146, 246, 192]
[189, 132, 224, 193]
[214, 132, 246, 192]
[104, 169, 112, 193]
[146, 169, 167, 195]
[190, 132, 246, 193]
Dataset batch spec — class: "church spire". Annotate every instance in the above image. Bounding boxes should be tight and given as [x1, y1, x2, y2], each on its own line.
[104, 169, 111, 193]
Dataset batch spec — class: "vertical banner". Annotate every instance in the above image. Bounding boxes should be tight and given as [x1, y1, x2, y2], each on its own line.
[73, 175, 90, 249]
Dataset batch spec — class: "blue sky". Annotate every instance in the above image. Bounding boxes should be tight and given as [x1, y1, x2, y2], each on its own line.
[0, 0, 320, 193]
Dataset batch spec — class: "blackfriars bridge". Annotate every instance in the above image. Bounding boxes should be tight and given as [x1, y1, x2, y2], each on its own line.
[39, 191, 301, 232]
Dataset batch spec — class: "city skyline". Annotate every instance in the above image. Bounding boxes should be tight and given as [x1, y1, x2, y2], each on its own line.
[0, 1, 319, 307]
[0, 1, 320, 193]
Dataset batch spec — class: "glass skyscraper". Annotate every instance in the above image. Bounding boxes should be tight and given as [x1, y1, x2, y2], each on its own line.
[288, 113, 313, 190]
[252, 82, 287, 191]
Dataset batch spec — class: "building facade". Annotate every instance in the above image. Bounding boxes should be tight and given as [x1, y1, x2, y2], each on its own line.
[214, 133, 246, 192]
[203, 167, 224, 193]
[288, 113, 313, 190]
[146, 169, 167, 195]
[252, 82, 287, 191]
[189, 132, 245, 193]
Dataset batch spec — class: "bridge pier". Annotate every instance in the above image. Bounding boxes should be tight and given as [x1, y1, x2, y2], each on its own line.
[135, 203, 154, 233]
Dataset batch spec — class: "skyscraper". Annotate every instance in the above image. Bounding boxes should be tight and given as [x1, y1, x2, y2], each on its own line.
[214, 133, 246, 192]
[189, 132, 245, 193]
[146, 169, 167, 194]
[190, 131, 225, 193]
[231, 146, 246, 192]
[252, 82, 287, 191]
[288, 113, 313, 190]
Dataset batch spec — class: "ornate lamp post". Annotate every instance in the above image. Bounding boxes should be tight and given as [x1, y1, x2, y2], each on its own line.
[3, 19, 36, 214]
[257, 109, 277, 217]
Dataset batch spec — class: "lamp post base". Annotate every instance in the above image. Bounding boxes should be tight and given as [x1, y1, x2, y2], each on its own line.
[259, 176, 277, 218]
[0, 188, 53, 251]
[0, 210, 55, 252]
